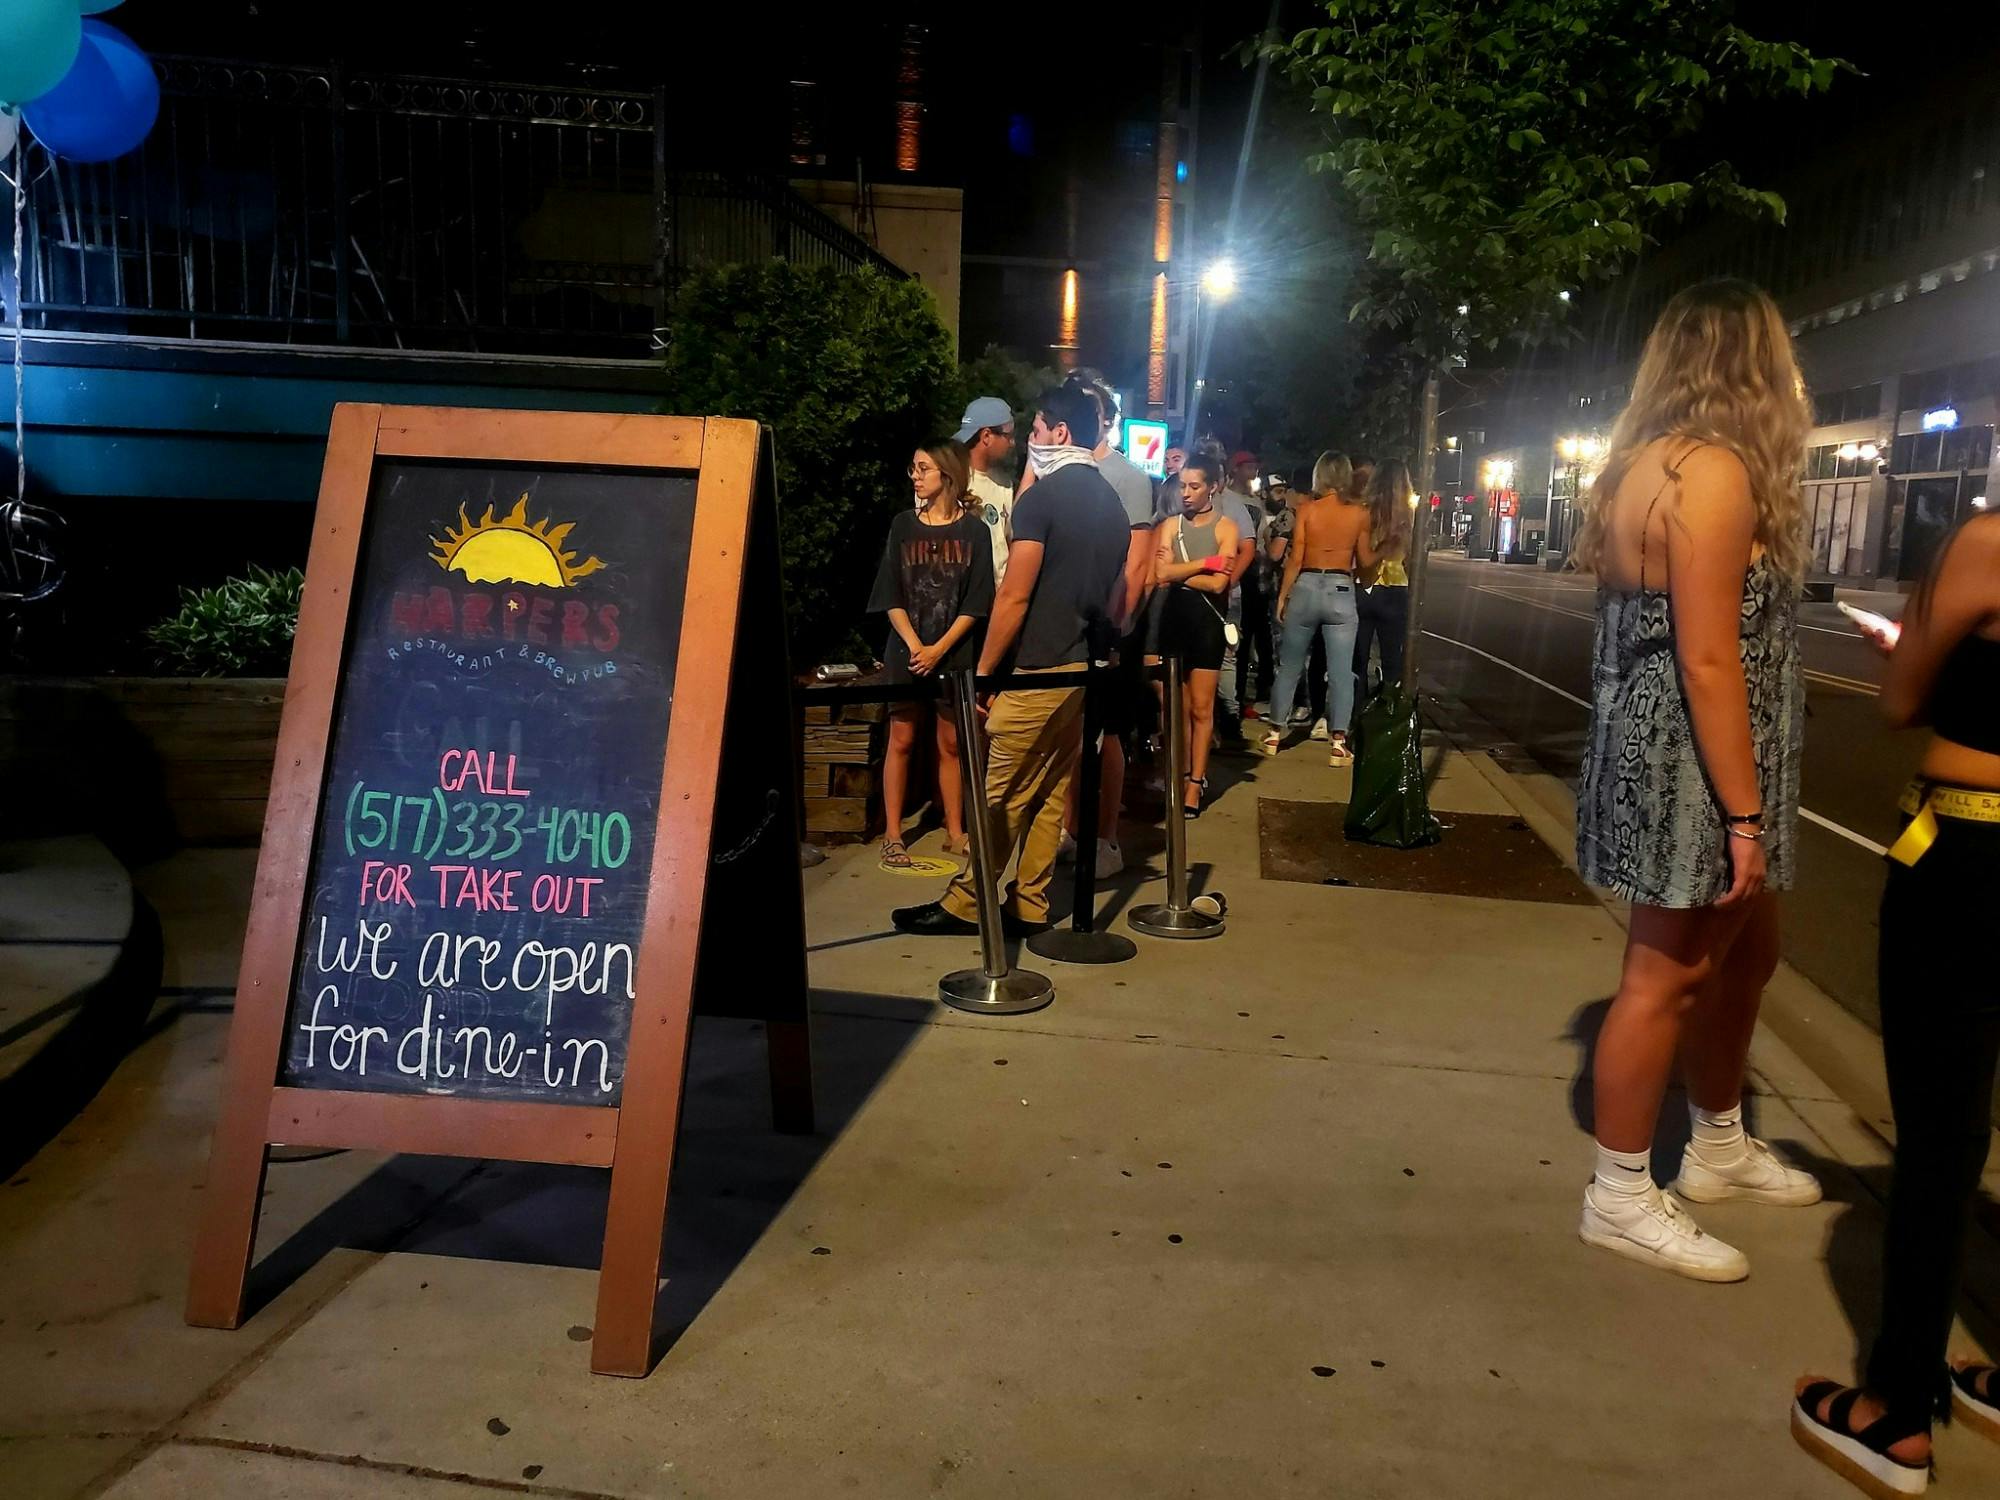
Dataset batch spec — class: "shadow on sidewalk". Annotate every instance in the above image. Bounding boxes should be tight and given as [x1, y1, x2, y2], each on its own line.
[1564, 1000, 2000, 1368]
[245, 998, 927, 1365]
[1564, 997, 1773, 1180]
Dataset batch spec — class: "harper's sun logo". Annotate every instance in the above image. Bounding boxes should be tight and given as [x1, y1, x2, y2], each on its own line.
[430, 495, 606, 588]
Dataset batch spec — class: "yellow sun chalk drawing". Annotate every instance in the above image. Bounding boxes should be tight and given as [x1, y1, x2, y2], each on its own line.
[430, 495, 607, 587]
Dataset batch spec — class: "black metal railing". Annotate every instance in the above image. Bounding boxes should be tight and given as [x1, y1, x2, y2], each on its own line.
[10, 58, 904, 359]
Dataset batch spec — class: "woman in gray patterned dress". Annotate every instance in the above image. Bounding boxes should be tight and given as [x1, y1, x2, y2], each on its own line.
[1569, 281, 1816, 1284]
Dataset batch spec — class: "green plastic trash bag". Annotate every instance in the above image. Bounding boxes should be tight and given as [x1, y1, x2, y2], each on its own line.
[1343, 683, 1442, 849]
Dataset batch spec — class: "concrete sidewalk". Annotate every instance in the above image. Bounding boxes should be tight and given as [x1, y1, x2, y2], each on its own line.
[1, 730, 1996, 1499]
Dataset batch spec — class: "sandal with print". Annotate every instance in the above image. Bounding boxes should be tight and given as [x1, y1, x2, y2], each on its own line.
[879, 838, 914, 870]
[1790, 1378, 1931, 1499]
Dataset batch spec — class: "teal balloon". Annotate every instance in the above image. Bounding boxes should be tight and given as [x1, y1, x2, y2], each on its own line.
[24, 20, 158, 163]
[0, 0, 82, 107]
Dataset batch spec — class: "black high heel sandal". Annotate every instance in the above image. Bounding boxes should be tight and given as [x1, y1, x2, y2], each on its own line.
[1182, 774, 1208, 819]
[1790, 1381, 1931, 1498]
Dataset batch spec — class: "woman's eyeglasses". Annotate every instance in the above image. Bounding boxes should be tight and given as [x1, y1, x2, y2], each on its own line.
[908, 464, 938, 479]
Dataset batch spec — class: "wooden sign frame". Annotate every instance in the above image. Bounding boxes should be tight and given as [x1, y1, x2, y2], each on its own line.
[185, 404, 809, 1376]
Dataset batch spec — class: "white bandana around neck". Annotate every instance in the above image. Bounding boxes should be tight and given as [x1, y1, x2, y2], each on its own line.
[1025, 442, 1097, 479]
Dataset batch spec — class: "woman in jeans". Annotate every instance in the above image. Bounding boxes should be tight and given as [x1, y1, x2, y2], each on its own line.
[1264, 450, 1376, 765]
[1792, 510, 2000, 1498]
[868, 439, 993, 868]
[1353, 457, 1414, 698]
[1571, 281, 1816, 1284]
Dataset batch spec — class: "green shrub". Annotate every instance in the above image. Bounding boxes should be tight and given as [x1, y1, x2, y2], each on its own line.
[146, 565, 304, 677]
[659, 262, 957, 667]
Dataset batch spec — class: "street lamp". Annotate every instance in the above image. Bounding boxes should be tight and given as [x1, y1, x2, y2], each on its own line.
[1549, 433, 1606, 558]
[1201, 258, 1238, 299]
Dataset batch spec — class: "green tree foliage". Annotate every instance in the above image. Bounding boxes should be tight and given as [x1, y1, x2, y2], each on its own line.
[1262, 0, 1845, 362]
[146, 566, 305, 677]
[659, 262, 957, 667]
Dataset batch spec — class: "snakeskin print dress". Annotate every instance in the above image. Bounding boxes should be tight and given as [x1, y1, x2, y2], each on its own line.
[1575, 556, 1805, 908]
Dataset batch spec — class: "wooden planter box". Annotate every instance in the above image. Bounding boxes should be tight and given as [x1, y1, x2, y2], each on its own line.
[0, 677, 286, 855]
[800, 697, 884, 845]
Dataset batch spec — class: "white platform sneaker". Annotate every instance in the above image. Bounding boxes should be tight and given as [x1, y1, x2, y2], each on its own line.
[1579, 1182, 1750, 1283]
[1673, 1137, 1823, 1207]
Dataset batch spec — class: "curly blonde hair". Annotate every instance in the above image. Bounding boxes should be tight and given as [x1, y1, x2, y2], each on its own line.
[1571, 279, 1810, 579]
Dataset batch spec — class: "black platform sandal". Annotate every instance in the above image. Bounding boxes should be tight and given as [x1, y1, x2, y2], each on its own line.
[1791, 1380, 1931, 1499]
[1951, 1361, 2000, 1443]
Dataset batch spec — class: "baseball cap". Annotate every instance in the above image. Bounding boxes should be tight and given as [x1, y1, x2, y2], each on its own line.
[954, 396, 1015, 443]
[1231, 449, 1258, 468]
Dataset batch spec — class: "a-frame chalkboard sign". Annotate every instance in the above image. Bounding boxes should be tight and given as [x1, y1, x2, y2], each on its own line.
[186, 405, 810, 1376]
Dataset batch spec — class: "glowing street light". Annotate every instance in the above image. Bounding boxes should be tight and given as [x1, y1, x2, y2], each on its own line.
[1201, 259, 1238, 299]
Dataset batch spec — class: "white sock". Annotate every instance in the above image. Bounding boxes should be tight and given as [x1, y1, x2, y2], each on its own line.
[1593, 1142, 1655, 1197]
[1690, 1101, 1746, 1161]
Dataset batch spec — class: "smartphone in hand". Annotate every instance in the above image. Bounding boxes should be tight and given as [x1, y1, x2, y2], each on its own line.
[1837, 599, 1902, 649]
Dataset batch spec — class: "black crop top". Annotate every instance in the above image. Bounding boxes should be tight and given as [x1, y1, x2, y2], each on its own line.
[1931, 633, 2000, 755]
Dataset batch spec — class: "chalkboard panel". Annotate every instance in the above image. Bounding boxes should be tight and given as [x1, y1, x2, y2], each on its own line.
[280, 459, 694, 1105]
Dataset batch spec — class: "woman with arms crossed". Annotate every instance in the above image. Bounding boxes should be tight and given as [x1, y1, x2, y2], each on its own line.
[1153, 452, 1239, 817]
[1571, 280, 1818, 1284]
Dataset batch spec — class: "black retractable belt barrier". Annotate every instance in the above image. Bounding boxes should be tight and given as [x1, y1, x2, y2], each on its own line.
[935, 667, 1054, 1015]
[1129, 653, 1224, 940]
[1028, 660, 1137, 966]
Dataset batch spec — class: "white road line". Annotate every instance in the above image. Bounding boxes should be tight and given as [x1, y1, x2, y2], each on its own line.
[1421, 630, 1589, 707]
[1421, 628, 1892, 859]
[1464, 585, 1883, 694]
[1801, 808, 1888, 857]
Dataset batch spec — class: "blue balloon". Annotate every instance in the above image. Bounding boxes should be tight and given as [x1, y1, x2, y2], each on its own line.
[0, 0, 81, 107]
[23, 19, 158, 164]
[80, 2, 127, 13]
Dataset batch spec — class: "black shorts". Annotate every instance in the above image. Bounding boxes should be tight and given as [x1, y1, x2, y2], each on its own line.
[1161, 587, 1228, 672]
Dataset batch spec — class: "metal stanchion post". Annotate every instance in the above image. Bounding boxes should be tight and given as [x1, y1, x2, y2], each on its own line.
[1129, 654, 1224, 940]
[939, 668, 1054, 1014]
[1029, 661, 1137, 966]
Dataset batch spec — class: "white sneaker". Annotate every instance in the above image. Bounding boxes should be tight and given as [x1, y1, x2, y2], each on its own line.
[1578, 1182, 1749, 1282]
[1673, 1137, 1823, 1206]
[1309, 717, 1330, 741]
[1093, 839, 1125, 880]
[1056, 831, 1078, 863]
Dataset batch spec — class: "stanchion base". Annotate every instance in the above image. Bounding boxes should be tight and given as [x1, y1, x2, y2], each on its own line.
[939, 968, 1055, 1015]
[1027, 926, 1138, 966]
[1128, 903, 1225, 940]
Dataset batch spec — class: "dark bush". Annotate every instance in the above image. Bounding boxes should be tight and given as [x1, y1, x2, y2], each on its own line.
[658, 262, 956, 668]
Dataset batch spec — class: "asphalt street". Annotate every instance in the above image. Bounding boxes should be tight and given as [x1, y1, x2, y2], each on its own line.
[1413, 550, 1921, 1034]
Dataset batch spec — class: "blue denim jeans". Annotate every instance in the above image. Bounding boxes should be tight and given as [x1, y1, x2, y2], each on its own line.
[1270, 572, 1359, 736]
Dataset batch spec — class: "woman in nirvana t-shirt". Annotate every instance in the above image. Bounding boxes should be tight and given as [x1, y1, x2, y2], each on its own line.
[868, 439, 995, 868]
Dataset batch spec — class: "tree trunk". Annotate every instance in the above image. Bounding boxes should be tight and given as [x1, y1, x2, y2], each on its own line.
[1401, 367, 1442, 685]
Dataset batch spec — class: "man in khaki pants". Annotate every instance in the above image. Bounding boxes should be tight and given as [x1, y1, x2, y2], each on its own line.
[894, 385, 1130, 937]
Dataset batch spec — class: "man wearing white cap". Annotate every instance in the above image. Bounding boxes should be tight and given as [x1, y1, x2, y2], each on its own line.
[956, 396, 1017, 585]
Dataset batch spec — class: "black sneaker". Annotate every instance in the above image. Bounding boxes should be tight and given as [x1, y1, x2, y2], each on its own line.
[891, 901, 979, 936]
